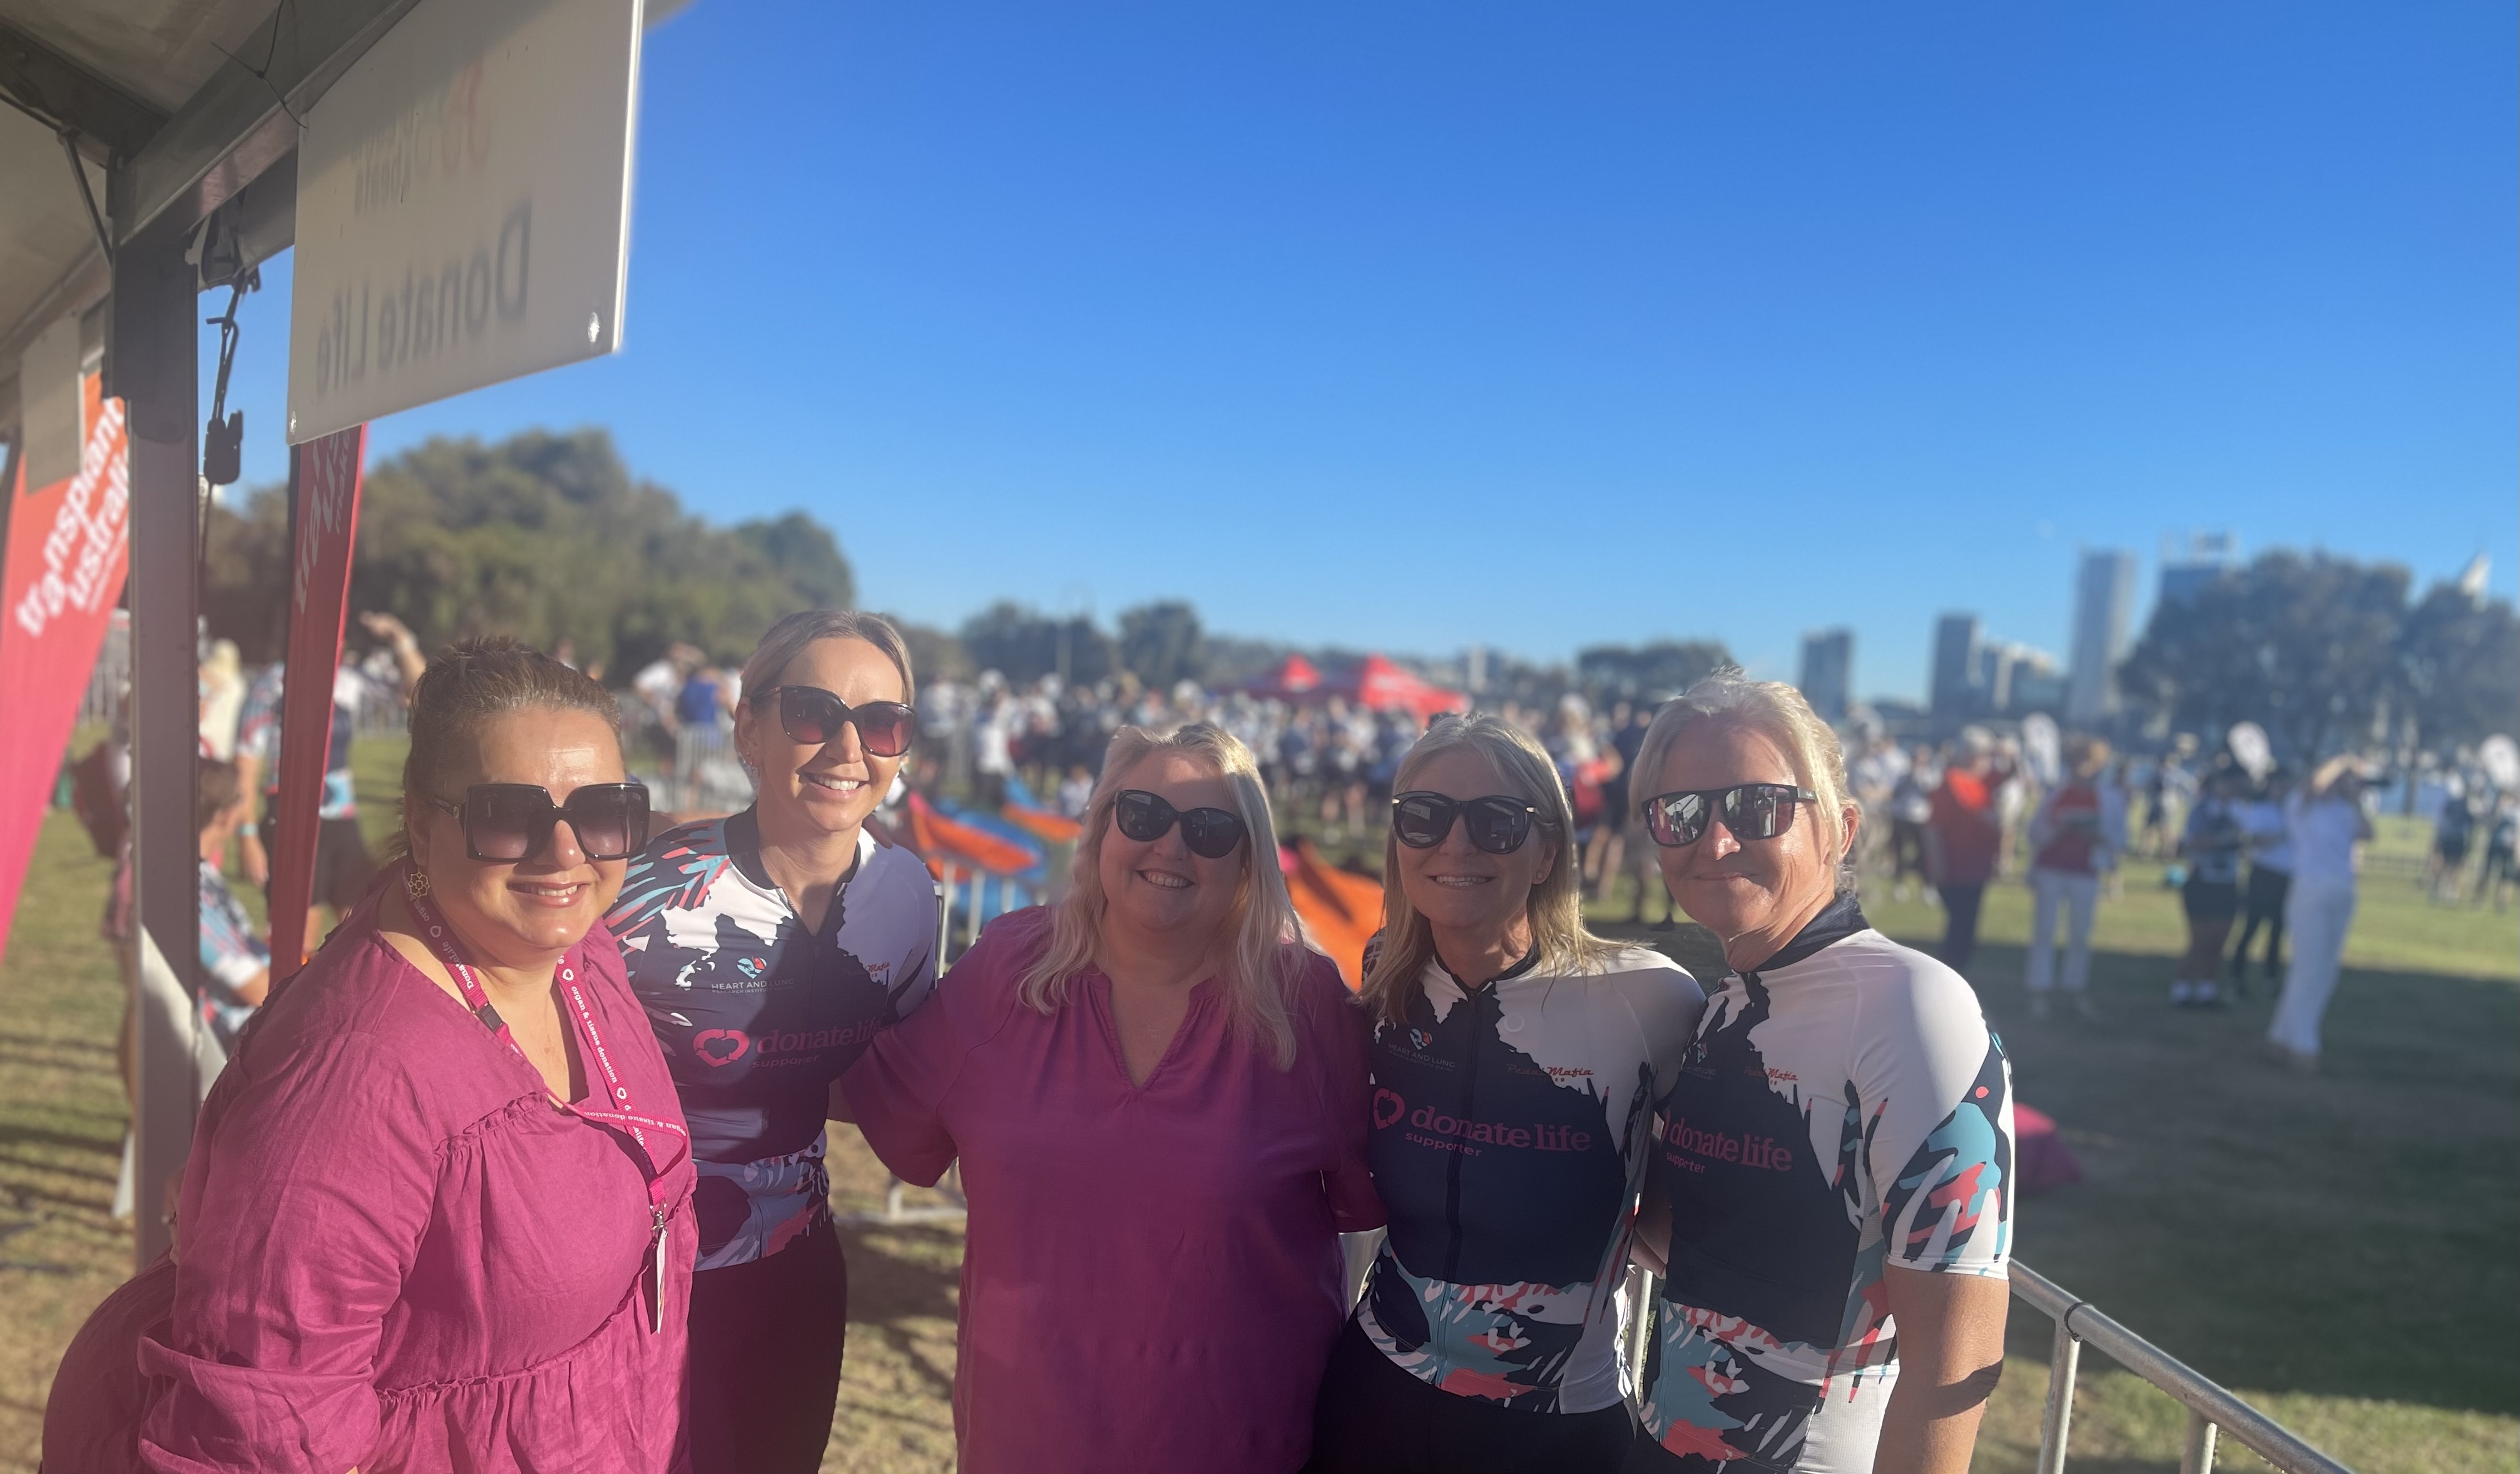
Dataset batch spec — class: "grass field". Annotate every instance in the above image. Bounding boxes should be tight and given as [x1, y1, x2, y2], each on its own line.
[3, 740, 2512, 1472]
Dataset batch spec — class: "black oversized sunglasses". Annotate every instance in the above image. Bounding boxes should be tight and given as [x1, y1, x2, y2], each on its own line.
[429, 782, 651, 863]
[1112, 789, 1248, 859]
[1390, 791, 1538, 855]
[1641, 783, 1817, 848]
[753, 684, 917, 758]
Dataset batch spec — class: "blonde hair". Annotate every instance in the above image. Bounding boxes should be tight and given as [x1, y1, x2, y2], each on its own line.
[740, 610, 916, 707]
[1361, 713, 1623, 1026]
[1628, 673, 1859, 893]
[1019, 723, 1312, 1069]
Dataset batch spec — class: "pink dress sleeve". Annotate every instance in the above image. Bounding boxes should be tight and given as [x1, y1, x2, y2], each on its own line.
[1301, 957, 1387, 1233]
[844, 913, 1027, 1187]
[140, 1029, 440, 1474]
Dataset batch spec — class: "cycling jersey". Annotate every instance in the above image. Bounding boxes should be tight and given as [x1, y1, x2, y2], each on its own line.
[610, 811, 937, 1270]
[1636, 895, 2012, 1473]
[1355, 943, 1703, 1414]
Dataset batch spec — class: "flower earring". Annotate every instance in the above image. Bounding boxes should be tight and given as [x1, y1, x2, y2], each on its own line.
[406, 865, 432, 898]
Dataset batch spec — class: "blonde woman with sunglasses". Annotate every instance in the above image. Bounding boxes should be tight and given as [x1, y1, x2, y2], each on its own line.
[608, 611, 940, 1473]
[1310, 713, 1703, 1474]
[1625, 675, 2012, 1474]
[847, 723, 1382, 1474]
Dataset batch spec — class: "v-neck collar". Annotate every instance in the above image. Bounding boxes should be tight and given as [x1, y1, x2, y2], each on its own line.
[1088, 968, 1217, 1094]
[1431, 943, 1541, 999]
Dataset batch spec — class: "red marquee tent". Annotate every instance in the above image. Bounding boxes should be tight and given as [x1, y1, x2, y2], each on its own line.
[1238, 652, 1463, 720]
[1351, 654, 1467, 721]
[1240, 653, 1324, 700]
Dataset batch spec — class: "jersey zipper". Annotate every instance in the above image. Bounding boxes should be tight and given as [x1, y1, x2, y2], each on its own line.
[1442, 986, 1487, 1286]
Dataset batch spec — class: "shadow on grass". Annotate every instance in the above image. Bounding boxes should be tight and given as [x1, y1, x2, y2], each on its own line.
[1940, 938, 2515, 1418]
[1590, 913, 2520, 1419]
[833, 1221, 962, 1406]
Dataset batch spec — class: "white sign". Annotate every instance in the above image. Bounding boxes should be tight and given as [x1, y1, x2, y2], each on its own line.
[287, 0, 643, 444]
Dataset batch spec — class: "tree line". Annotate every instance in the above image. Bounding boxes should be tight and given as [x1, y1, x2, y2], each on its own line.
[2118, 550, 2517, 760]
[202, 429, 2507, 759]
[206, 429, 855, 678]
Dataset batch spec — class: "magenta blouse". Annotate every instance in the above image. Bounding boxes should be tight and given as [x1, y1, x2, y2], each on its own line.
[136, 896, 697, 1474]
[843, 907, 1384, 1474]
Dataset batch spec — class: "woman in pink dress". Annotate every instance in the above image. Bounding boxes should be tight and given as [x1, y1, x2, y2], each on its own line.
[845, 723, 1384, 1474]
[105, 638, 695, 1473]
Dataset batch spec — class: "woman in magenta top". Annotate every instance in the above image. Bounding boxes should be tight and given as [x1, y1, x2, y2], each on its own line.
[133, 639, 696, 1473]
[845, 723, 1383, 1474]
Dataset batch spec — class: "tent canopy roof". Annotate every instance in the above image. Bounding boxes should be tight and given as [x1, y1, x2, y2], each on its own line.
[0, 0, 690, 434]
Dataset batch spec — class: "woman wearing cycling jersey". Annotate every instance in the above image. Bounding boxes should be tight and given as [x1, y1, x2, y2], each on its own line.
[609, 611, 939, 1473]
[847, 723, 1380, 1474]
[1628, 675, 2012, 1474]
[1310, 713, 1704, 1474]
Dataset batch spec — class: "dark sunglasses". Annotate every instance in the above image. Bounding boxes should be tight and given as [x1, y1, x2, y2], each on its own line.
[1390, 791, 1538, 855]
[754, 684, 917, 758]
[429, 782, 651, 863]
[1641, 783, 1817, 848]
[1112, 788, 1248, 859]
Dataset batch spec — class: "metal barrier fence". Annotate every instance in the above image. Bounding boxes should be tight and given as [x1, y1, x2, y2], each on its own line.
[2007, 1263, 2352, 1474]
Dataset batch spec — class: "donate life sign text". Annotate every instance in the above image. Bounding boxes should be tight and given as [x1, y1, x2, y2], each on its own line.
[287, 0, 643, 444]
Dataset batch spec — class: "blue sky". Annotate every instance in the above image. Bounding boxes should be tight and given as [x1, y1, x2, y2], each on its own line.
[203, 0, 2517, 701]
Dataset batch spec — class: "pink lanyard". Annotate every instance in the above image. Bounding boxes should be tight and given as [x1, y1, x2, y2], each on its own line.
[404, 874, 689, 1331]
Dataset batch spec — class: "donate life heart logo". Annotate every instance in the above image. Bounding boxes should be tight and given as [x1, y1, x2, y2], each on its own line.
[1372, 1088, 1407, 1129]
[693, 1029, 752, 1067]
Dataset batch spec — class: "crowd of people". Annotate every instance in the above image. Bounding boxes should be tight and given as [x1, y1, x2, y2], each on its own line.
[46, 610, 2484, 1474]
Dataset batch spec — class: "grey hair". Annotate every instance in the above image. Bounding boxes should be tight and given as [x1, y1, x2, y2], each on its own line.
[1628, 673, 1860, 896]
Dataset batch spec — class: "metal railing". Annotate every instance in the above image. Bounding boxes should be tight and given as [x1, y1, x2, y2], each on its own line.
[2009, 1263, 2352, 1474]
[1621, 1263, 2355, 1474]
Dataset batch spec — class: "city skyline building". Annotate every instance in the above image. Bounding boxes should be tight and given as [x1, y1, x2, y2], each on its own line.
[2067, 547, 2139, 724]
[1931, 613, 1982, 723]
[1799, 628, 1854, 723]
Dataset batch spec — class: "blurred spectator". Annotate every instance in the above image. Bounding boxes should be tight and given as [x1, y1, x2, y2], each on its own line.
[2267, 757, 2375, 1069]
[198, 639, 245, 761]
[2227, 768, 2295, 995]
[194, 757, 270, 1052]
[2171, 763, 2248, 1009]
[2024, 737, 2113, 1019]
[2429, 789, 2479, 903]
[633, 641, 703, 736]
[1924, 727, 2011, 979]
[233, 612, 422, 962]
[1887, 745, 1936, 904]
[2478, 796, 2519, 912]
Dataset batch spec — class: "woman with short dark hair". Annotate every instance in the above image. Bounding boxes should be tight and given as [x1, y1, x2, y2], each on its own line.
[102, 637, 693, 1473]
